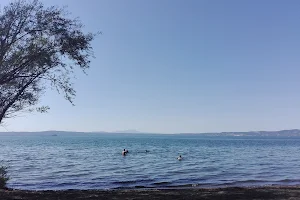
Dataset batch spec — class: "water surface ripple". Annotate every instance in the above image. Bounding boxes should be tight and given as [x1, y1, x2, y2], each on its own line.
[0, 134, 300, 190]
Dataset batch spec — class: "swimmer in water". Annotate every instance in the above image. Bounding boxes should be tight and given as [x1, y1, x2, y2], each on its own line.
[122, 149, 127, 156]
[177, 155, 182, 160]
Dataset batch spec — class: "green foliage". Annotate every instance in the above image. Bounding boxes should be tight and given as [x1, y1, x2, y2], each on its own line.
[0, 0, 98, 124]
[0, 165, 9, 189]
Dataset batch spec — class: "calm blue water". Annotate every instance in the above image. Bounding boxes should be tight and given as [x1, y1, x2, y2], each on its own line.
[0, 133, 300, 190]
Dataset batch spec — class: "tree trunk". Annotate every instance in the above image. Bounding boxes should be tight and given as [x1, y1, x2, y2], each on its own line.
[0, 112, 4, 125]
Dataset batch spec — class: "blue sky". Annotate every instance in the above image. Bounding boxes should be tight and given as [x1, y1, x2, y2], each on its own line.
[1, 0, 300, 133]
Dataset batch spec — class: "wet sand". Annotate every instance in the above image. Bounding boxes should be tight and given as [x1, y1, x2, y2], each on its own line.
[1, 186, 300, 200]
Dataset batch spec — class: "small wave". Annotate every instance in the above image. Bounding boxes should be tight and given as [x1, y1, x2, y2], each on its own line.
[214, 179, 300, 187]
[233, 179, 267, 184]
[153, 181, 171, 185]
[165, 183, 203, 188]
[135, 185, 150, 188]
[279, 179, 300, 183]
[66, 172, 92, 177]
[112, 179, 153, 185]
[51, 170, 71, 174]
[201, 166, 218, 172]
[216, 179, 271, 187]
[113, 186, 134, 189]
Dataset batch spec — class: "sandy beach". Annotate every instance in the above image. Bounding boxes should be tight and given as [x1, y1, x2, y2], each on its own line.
[1, 186, 300, 200]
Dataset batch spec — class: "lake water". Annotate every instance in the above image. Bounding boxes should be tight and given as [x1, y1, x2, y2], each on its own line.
[0, 133, 300, 190]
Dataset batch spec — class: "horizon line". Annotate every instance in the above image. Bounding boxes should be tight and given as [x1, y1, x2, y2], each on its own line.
[0, 128, 300, 134]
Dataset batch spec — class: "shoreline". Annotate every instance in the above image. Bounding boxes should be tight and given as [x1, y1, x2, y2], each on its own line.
[1, 186, 300, 200]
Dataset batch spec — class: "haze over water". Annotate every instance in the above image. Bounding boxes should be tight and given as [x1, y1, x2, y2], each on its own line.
[1, 133, 300, 190]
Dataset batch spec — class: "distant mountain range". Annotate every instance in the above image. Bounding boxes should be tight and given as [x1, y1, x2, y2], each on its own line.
[0, 130, 147, 136]
[1, 129, 300, 137]
[180, 129, 300, 137]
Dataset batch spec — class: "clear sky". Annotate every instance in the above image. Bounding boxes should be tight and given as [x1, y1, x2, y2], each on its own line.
[1, 0, 300, 133]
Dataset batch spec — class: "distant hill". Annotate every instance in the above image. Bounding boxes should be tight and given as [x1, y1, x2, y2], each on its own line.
[1, 129, 300, 137]
[113, 129, 141, 133]
[180, 129, 300, 137]
[0, 131, 90, 136]
[0, 130, 147, 136]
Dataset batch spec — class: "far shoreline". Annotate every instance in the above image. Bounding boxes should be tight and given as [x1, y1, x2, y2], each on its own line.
[1, 185, 300, 200]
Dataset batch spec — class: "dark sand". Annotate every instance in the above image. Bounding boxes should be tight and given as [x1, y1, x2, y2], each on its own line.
[1, 186, 300, 200]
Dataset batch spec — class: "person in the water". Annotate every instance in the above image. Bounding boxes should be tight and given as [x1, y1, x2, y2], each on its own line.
[177, 155, 182, 160]
[122, 149, 127, 156]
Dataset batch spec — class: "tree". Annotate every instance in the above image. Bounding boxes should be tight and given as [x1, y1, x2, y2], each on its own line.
[0, 165, 9, 189]
[0, 0, 97, 124]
